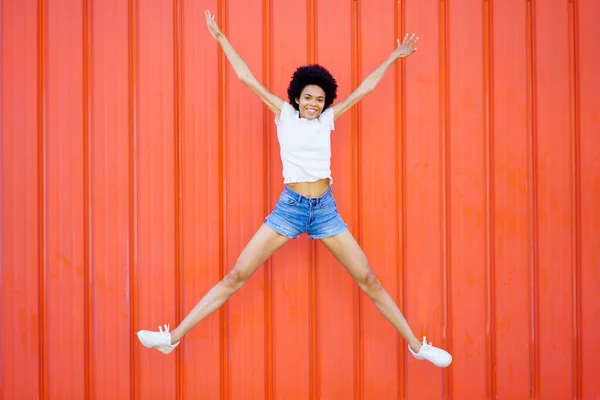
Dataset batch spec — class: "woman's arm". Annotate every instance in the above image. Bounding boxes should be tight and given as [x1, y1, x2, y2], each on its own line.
[332, 34, 419, 121]
[205, 10, 284, 115]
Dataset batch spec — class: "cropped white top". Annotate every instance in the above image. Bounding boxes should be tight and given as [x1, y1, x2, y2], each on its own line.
[275, 102, 335, 184]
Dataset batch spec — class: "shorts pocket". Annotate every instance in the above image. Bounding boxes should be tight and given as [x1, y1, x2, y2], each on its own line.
[279, 191, 297, 206]
[319, 195, 336, 209]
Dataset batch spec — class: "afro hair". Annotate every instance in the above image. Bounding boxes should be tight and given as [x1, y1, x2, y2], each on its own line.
[287, 64, 338, 111]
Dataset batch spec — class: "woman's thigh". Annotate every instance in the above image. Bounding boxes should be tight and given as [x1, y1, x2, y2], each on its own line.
[319, 230, 372, 280]
[228, 223, 290, 281]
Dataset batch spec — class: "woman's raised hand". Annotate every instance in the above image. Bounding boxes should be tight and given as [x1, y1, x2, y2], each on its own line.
[394, 33, 419, 59]
[205, 9, 223, 39]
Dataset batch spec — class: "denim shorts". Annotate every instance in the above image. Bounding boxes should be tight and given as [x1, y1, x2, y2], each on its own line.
[264, 186, 348, 240]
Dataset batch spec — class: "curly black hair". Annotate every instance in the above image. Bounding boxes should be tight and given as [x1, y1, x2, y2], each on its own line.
[287, 64, 338, 111]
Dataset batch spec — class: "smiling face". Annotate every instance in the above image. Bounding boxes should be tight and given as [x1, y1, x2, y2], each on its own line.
[295, 85, 326, 120]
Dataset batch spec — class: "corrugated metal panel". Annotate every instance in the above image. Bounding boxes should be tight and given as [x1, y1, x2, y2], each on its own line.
[1, 0, 599, 399]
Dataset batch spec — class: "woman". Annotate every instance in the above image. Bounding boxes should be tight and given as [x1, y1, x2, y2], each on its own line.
[137, 9, 452, 368]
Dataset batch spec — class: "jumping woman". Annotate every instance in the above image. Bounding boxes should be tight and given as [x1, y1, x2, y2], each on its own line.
[137, 9, 452, 368]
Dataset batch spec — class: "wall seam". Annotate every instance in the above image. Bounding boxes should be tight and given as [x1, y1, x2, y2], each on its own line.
[394, 1, 407, 398]
[483, 0, 497, 398]
[568, 1, 582, 398]
[439, 0, 451, 398]
[0, 0, 5, 394]
[350, 1, 362, 398]
[262, 0, 273, 398]
[82, 0, 94, 398]
[217, 0, 229, 397]
[37, 0, 49, 397]
[127, 0, 139, 397]
[173, 0, 184, 398]
[525, 1, 540, 398]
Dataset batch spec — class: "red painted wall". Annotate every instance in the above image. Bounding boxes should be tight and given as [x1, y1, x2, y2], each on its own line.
[2, 0, 599, 399]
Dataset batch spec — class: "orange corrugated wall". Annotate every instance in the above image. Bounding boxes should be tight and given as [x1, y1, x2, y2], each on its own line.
[2, 0, 599, 399]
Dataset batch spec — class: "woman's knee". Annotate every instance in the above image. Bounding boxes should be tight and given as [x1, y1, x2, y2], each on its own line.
[357, 269, 382, 296]
[223, 267, 248, 289]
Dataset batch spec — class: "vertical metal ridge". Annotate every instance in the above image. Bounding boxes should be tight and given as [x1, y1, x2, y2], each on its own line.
[350, 1, 362, 398]
[0, 0, 3, 391]
[567, 1, 582, 398]
[82, 0, 94, 398]
[262, 0, 273, 398]
[37, 0, 48, 397]
[262, 0, 274, 397]
[307, 1, 318, 399]
[439, 0, 451, 398]
[127, 0, 139, 397]
[172, 0, 184, 398]
[307, 0, 316, 63]
[217, 0, 229, 398]
[394, 0, 407, 398]
[482, 1, 496, 398]
[525, 1, 540, 398]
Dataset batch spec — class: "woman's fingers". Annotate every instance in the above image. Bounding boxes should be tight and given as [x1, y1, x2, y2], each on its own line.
[407, 34, 416, 47]
[204, 9, 221, 38]
[402, 33, 409, 46]
[205, 9, 216, 26]
[410, 36, 419, 48]
[400, 33, 418, 48]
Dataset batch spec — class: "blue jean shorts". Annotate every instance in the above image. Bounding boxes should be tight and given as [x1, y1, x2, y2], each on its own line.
[264, 186, 348, 240]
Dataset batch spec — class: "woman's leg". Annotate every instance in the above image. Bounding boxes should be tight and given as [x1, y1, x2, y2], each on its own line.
[320, 230, 421, 350]
[320, 230, 452, 367]
[171, 224, 288, 341]
[137, 224, 289, 353]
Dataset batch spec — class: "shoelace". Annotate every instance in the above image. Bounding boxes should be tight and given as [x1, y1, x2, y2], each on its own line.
[420, 336, 433, 352]
[158, 323, 171, 335]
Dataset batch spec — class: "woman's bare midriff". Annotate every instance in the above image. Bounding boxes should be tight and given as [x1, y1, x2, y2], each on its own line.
[285, 178, 330, 198]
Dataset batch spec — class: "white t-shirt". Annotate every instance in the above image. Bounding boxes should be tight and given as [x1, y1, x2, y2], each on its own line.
[275, 102, 335, 184]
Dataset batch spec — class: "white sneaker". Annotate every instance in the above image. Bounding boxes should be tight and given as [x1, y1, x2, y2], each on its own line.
[408, 336, 452, 367]
[137, 323, 180, 354]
